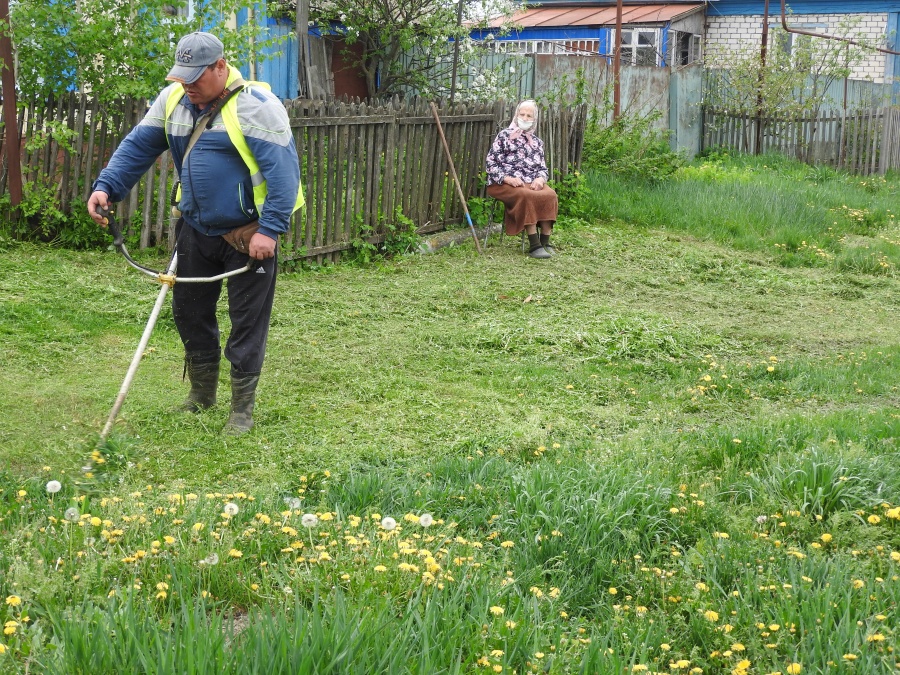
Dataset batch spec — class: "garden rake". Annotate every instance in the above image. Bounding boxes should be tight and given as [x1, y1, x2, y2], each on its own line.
[96, 205, 252, 440]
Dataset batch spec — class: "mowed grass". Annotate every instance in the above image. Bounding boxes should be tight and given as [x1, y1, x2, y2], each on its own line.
[0, 155, 899, 673]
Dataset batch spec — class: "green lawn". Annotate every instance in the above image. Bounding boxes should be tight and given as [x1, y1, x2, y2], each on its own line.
[0, 156, 898, 673]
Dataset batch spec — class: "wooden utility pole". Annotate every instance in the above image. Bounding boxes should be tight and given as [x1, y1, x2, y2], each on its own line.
[295, 0, 312, 97]
[754, 0, 769, 154]
[613, 0, 623, 120]
[449, 0, 465, 102]
[0, 0, 21, 208]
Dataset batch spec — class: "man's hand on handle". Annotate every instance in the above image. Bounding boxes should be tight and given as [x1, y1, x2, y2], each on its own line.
[248, 232, 276, 261]
[88, 190, 111, 225]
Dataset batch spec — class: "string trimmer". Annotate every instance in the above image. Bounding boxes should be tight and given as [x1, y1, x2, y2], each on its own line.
[96, 205, 252, 440]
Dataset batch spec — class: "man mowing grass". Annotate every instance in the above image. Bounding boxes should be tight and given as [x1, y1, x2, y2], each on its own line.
[88, 32, 304, 435]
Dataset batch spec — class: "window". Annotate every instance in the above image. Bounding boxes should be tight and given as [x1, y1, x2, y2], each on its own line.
[670, 31, 702, 66]
[620, 28, 659, 66]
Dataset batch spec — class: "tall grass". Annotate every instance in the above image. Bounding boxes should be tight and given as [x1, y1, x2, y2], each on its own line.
[582, 152, 900, 275]
[1, 152, 899, 672]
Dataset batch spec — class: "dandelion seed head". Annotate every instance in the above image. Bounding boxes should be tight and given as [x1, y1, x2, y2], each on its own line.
[419, 513, 434, 527]
[201, 553, 219, 566]
[223, 502, 239, 516]
[302, 513, 319, 528]
[46, 480, 62, 494]
[380, 516, 397, 531]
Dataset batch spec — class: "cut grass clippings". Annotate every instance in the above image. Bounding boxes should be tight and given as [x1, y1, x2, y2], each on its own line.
[0, 154, 898, 673]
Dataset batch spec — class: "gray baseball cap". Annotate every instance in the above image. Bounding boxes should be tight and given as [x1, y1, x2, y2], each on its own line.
[166, 32, 224, 84]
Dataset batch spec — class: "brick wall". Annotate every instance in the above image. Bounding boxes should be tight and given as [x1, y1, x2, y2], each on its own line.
[705, 13, 889, 83]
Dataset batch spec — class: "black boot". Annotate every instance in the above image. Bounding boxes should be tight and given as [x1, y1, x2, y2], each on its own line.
[225, 367, 260, 435]
[181, 351, 220, 412]
[527, 232, 551, 259]
[540, 232, 555, 255]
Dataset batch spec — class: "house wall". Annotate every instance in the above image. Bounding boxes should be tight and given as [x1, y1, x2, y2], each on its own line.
[705, 13, 890, 82]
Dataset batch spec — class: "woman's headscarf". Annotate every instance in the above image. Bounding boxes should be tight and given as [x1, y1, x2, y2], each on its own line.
[506, 99, 538, 147]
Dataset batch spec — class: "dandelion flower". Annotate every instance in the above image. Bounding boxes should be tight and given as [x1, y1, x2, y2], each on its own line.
[786, 664, 802, 674]
[736, 659, 750, 669]
[223, 502, 239, 516]
[192, 522, 205, 532]
[373, 565, 387, 573]
[755, 515, 768, 524]
[380, 517, 397, 531]
[90, 517, 102, 527]
[64, 507, 79, 522]
[4, 596, 21, 607]
[609, 587, 618, 595]
[419, 513, 434, 527]
[868, 514, 881, 525]
[228, 549, 243, 558]
[842, 654, 857, 661]
[820, 533, 832, 543]
[489, 605, 504, 616]
[302, 513, 319, 528]
[505, 620, 517, 629]
[703, 610, 719, 622]
[500, 540, 514, 548]
[45, 480, 62, 494]
[0, 644, 6, 654]
[867, 633, 885, 642]
[852, 579, 865, 589]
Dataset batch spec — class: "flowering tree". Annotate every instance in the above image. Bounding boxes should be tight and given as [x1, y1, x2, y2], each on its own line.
[301, 0, 521, 98]
[9, 0, 282, 105]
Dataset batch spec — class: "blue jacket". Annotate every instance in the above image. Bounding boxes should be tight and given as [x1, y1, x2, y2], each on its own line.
[93, 81, 301, 241]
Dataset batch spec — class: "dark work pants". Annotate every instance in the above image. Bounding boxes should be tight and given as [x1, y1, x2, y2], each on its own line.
[172, 221, 277, 374]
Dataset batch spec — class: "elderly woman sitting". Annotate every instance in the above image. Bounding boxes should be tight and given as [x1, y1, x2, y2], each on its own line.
[485, 100, 559, 259]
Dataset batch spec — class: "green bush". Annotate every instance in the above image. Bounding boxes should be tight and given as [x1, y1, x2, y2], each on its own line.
[581, 111, 685, 180]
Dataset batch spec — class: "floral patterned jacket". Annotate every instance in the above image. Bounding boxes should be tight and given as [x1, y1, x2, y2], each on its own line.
[485, 129, 549, 186]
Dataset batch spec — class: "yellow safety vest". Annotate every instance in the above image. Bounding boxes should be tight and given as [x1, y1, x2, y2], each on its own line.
[165, 66, 304, 216]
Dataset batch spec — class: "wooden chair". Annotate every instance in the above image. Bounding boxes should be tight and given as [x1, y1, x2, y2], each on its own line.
[487, 199, 525, 252]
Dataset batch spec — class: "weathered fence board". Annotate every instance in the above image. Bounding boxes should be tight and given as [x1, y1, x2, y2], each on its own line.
[702, 105, 898, 175]
[1, 94, 585, 260]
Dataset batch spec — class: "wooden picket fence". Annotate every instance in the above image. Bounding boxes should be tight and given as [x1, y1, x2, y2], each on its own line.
[0, 94, 586, 261]
[702, 106, 900, 175]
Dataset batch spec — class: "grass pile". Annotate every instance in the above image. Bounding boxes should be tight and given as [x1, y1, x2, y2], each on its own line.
[0, 152, 898, 673]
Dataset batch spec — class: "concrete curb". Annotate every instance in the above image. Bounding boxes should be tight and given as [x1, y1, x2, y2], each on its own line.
[417, 223, 503, 253]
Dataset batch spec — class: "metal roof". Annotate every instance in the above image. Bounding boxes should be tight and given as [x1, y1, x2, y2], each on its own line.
[487, 3, 704, 28]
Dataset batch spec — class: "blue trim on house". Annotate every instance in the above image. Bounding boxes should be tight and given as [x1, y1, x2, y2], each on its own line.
[707, 1, 900, 15]
[470, 27, 604, 41]
[660, 24, 670, 67]
[888, 12, 900, 99]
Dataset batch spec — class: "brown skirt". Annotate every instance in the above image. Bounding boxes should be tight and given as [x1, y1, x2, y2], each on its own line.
[487, 183, 559, 236]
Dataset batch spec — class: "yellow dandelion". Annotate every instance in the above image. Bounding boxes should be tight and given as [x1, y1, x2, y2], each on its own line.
[534, 652, 544, 658]
[820, 533, 832, 543]
[868, 515, 881, 525]
[505, 620, 517, 629]
[489, 606, 504, 616]
[609, 587, 618, 595]
[731, 643, 745, 651]
[373, 565, 387, 573]
[736, 660, 750, 670]
[4, 596, 21, 607]
[704, 610, 719, 622]
[228, 549, 243, 558]
[867, 633, 885, 642]
[500, 541, 514, 549]
[786, 663, 802, 674]
[852, 579, 865, 589]
[843, 654, 857, 661]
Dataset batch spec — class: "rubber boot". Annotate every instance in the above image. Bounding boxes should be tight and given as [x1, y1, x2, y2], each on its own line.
[181, 351, 220, 412]
[225, 368, 260, 435]
[527, 231, 551, 259]
[540, 232, 555, 255]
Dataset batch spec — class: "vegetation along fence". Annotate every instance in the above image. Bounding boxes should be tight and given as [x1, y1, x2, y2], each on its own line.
[0, 94, 586, 262]
[702, 106, 900, 175]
